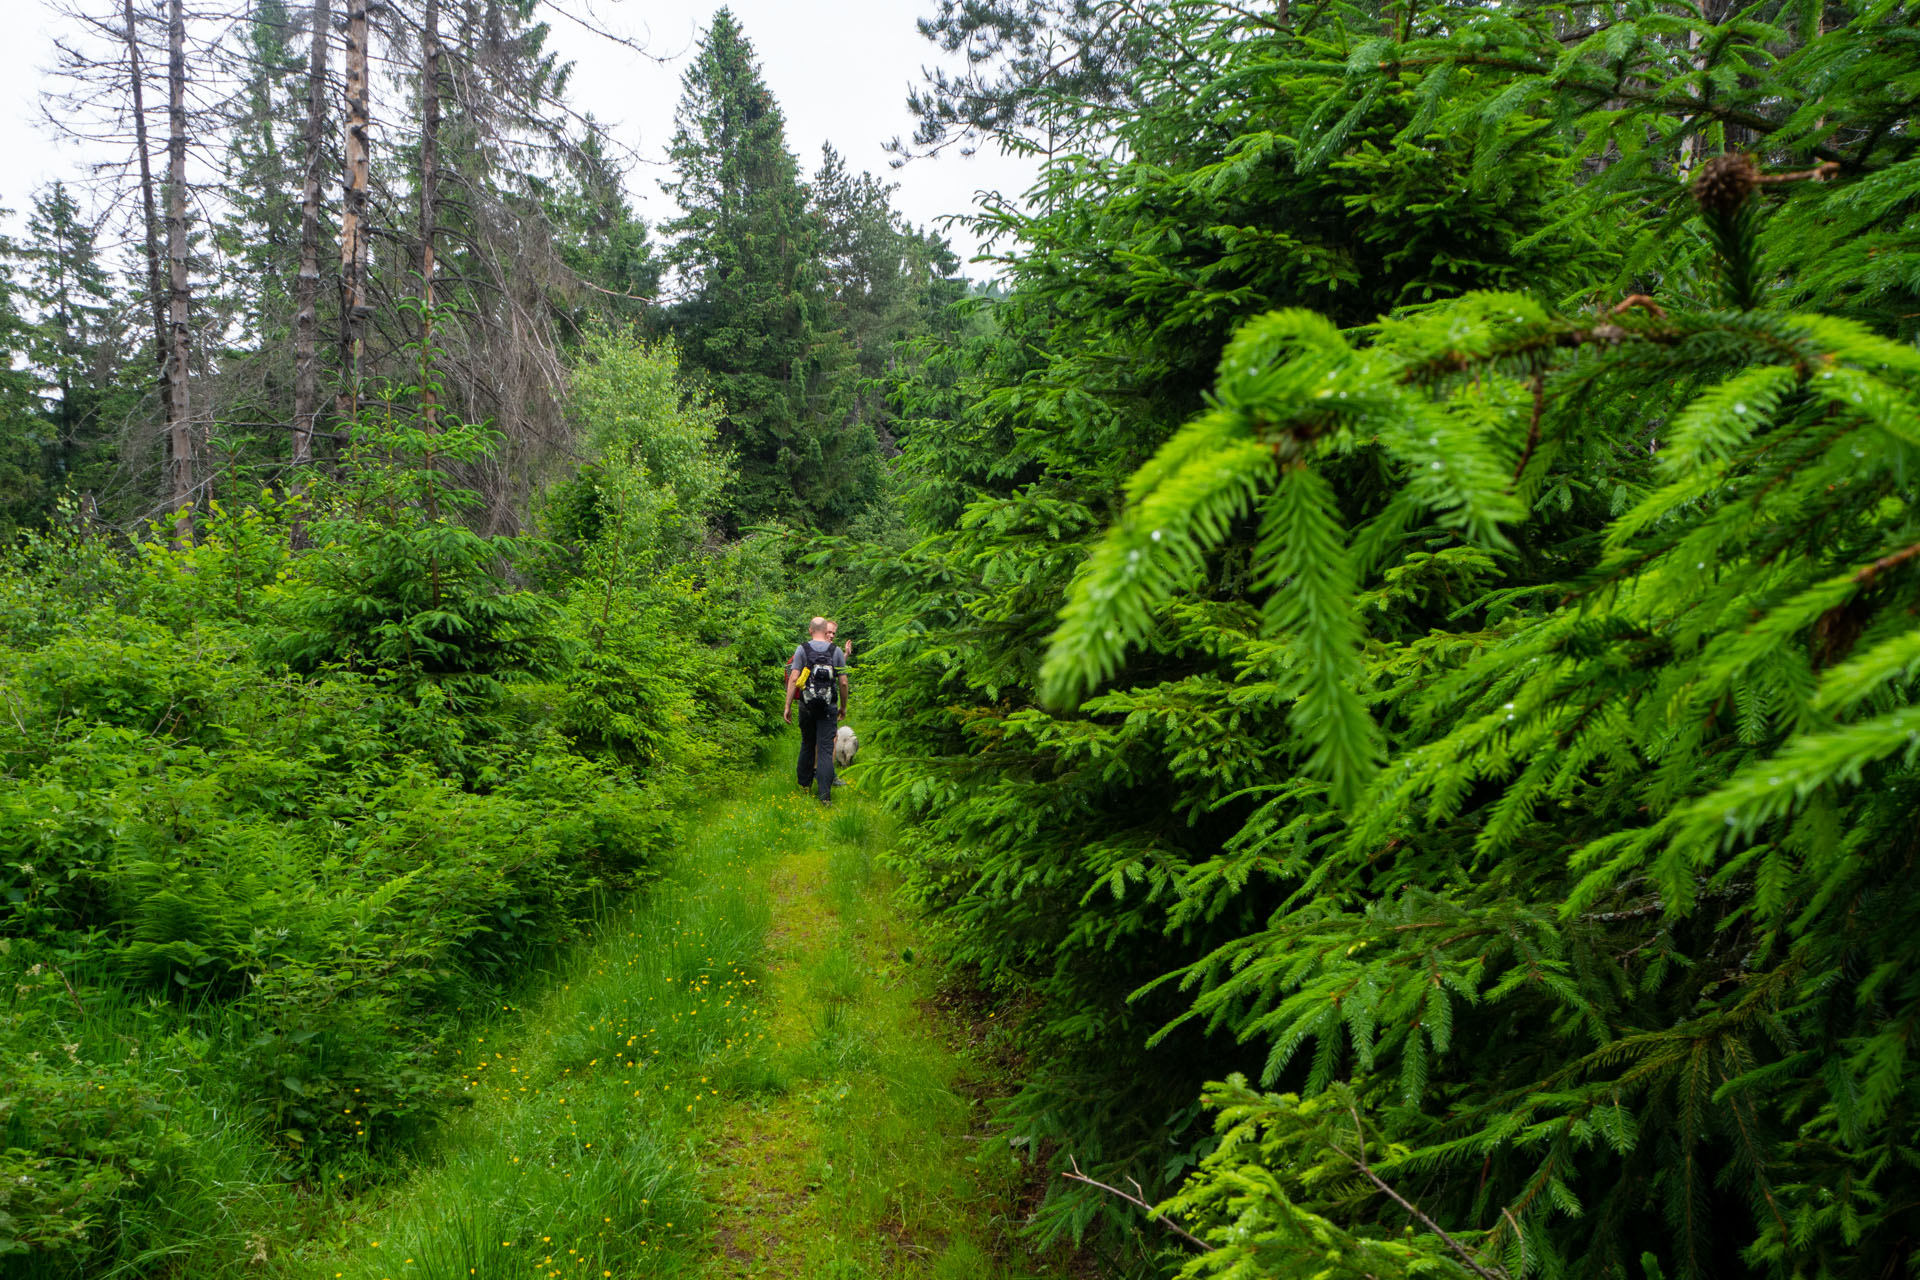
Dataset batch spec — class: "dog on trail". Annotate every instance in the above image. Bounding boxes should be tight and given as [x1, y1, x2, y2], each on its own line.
[833, 724, 859, 770]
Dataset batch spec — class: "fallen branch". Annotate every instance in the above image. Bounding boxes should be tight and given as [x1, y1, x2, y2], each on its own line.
[1062, 1156, 1216, 1254]
[1333, 1100, 1511, 1280]
[1329, 1146, 1510, 1280]
[48, 962, 89, 1020]
[574, 279, 656, 304]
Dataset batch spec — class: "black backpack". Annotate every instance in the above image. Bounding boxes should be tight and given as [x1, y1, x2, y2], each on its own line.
[799, 641, 838, 709]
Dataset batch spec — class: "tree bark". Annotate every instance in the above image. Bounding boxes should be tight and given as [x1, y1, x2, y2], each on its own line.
[120, 0, 171, 434]
[292, 0, 332, 478]
[419, 0, 441, 430]
[164, 0, 194, 542]
[336, 0, 371, 425]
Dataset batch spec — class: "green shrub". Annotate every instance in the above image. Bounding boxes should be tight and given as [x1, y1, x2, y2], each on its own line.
[0, 378, 785, 1275]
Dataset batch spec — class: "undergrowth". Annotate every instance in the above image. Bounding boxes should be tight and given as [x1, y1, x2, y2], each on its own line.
[304, 760, 1072, 1280]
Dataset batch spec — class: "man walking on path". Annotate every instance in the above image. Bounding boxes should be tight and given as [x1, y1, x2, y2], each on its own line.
[784, 616, 849, 804]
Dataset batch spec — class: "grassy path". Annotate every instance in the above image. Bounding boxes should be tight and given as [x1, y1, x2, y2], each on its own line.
[300, 760, 1064, 1280]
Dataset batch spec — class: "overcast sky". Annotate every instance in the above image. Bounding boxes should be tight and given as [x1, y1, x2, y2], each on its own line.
[0, 0, 1039, 271]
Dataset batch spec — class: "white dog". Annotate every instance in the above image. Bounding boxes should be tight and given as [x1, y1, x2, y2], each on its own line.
[833, 723, 859, 769]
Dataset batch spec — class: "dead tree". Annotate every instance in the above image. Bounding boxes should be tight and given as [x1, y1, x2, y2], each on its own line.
[164, 0, 194, 540]
[336, 0, 371, 425]
[120, 0, 172, 434]
[418, 0, 442, 429]
[292, 0, 332, 477]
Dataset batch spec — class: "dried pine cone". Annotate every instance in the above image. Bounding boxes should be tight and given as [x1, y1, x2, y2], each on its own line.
[1692, 153, 1760, 216]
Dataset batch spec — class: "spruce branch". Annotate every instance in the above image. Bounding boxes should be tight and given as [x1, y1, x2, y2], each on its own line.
[1852, 538, 1920, 587]
[1693, 155, 1763, 311]
[1512, 370, 1545, 484]
[1690, 157, 1841, 312]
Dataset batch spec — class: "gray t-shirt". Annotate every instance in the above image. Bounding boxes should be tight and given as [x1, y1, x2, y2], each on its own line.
[790, 641, 847, 709]
[789, 642, 847, 678]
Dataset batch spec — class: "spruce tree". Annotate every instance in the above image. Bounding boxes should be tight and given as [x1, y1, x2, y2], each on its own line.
[662, 8, 874, 528]
[864, 1, 1920, 1272]
[0, 233, 48, 538]
[545, 123, 662, 334]
[897, 0, 1149, 159]
[19, 182, 122, 505]
[809, 145, 964, 452]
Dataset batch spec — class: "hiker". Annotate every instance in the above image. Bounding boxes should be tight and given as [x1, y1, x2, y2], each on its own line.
[783, 616, 850, 803]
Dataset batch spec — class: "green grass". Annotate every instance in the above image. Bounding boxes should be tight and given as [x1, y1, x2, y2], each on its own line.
[699, 768, 1068, 1279]
[7, 757, 1070, 1280]
[292, 767, 791, 1280]
[0, 965, 329, 1280]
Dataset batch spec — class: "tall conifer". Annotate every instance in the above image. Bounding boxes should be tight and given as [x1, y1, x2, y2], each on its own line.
[662, 9, 873, 528]
[20, 183, 121, 502]
[867, 2, 1920, 1273]
[0, 237, 46, 538]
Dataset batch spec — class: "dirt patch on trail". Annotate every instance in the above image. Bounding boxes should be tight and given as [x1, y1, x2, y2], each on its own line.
[704, 1109, 815, 1277]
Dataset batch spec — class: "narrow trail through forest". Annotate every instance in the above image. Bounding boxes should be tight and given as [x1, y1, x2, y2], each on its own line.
[306, 759, 1067, 1280]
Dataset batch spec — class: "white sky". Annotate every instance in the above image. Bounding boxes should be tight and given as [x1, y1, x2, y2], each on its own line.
[0, 0, 1038, 271]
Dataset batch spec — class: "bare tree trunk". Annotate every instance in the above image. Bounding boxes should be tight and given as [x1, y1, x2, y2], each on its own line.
[419, 0, 441, 430]
[336, 0, 371, 425]
[120, 0, 171, 432]
[164, 0, 194, 542]
[1677, 25, 1705, 177]
[292, 0, 332, 479]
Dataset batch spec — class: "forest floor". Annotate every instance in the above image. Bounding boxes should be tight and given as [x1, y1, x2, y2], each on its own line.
[305, 756, 1071, 1280]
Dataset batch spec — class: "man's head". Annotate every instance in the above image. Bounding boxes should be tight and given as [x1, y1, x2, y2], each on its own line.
[809, 616, 830, 639]
[825, 619, 838, 643]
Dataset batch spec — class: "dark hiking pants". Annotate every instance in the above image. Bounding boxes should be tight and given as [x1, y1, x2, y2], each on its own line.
[797, 702, 838, 803]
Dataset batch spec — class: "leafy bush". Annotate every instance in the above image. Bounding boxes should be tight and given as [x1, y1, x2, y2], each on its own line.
[542, 332, 795, 771]
[0, 375, 786, 1274]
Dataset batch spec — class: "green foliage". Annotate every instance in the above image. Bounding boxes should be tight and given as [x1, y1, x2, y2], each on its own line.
[542, 331, 792, 771]
[662, 9, 879, 529]
[660, 10, 964, 533]
[544, 126, 664, 334]
[260, 388, 568, 750]
[0, 959, 226, 1269]
[870, 2, 1920, 1276]
[899, 0, 1152, 157]
[864, 2, 1608, 1261]
[0, 230, 49, 542]
[565, 329, 731, 539]
[1159, 1079, 1469, 1280]
[1115, 259, 1920, 1280]
[0, 377, 782, 1273]
[16, 183, 124, 510]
